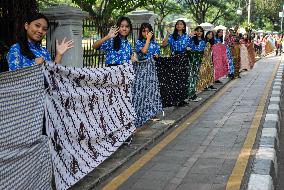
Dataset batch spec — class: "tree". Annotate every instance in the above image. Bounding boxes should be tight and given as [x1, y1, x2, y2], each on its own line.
[146, 0, 182, 38]
[180, 0, 238, 24]
[71, 0, 147, 27]
[252, 0, 281, 31]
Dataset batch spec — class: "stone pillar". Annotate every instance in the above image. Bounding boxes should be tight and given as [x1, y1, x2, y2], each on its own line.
[127, 10, 158, 39]
[42, 5, 88, 67]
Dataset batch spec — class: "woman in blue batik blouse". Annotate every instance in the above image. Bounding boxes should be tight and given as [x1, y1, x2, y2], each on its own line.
[162, 20, 190, 55]
[135, 23, 160, 61]
[93, 16, 135, 66]
[188, 26, 206, 51]
[215, 29, 224, 44]
[7, 13, 74, 71]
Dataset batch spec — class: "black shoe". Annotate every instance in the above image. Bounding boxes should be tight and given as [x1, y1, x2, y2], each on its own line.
[189, 95, 202, 102]
[208, 85, 217, 91]
[215, 80, 222, 83]
[177, 100, 188, 107]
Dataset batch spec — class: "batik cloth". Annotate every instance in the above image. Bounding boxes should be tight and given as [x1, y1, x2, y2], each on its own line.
[7, 42, 51, 71]
[226, 46, 235, 75]
[188, 50, 204, 98]
[155, 53, 190, 107]
[196, 43, 214, 92]
[212, 43, 228, 81]
[240, 44, 250, 71]
[247, 43, 256, 69]
[44, 62, 136, 190]
[136, 39, 161, 61]
[168, 33, 190, 53]
[231, 45, 241, 78]
[132, 58, 162, 127]
[0, 65, 52, 190]
[97, 36, 133, 65]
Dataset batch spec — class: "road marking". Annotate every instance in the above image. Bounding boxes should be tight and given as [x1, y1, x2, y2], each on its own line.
[226, 59, 281, 190]
[102, 80, 237, 190]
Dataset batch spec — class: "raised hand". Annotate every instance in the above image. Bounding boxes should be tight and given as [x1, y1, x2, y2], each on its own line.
[107, 26, 119, 39]
[146, 31, 153, 41]
[56, 37, 74, 56]
[35, 57, 44, 64]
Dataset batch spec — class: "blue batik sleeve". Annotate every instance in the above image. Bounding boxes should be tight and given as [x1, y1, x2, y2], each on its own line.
[136, 40, 144, 53]
[7, 45, 21, 71]
[98, 39, 112, 51]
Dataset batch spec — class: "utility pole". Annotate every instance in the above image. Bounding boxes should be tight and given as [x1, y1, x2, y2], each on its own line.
[281, 4, 284, 33]
[247, 0, 251, 26]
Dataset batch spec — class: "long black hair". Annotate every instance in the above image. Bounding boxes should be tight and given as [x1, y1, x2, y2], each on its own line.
[173, 20, 186, 41]
[138, 23, 154, 41]
[205, 31, 215, 45]
[215, 29, 223, 43]
[113, 16, 133, 51]
[191, 26, 205, 46]
[18, 12, 49, 60]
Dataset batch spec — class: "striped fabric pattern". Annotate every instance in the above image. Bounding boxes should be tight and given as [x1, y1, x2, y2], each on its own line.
[44, 62, 136, 190]
[0, 65, 52, 190]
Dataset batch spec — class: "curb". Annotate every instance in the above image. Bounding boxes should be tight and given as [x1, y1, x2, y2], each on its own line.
[71, 78, 232, 189]
[247, 61, 283, 190]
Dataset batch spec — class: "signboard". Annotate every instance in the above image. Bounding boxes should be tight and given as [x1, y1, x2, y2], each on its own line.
[280, 12, 284, 18]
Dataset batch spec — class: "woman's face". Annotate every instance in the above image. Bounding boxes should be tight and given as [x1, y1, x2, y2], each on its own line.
[142, 27, 150, 39]
[218, 30, 223, 37]
[25, 18, 48, 42]
[206, 32, 213, 39]
[195, 28, 203, 37]
[176, 21, 185, 32]
[119, 20, 131, 37]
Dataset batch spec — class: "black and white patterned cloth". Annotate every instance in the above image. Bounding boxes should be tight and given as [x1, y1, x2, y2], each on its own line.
[0, 65, 52, 190]
[155, 53, 190, 107]
[44, 62, 136, 190]
[132, 58, 162, 127]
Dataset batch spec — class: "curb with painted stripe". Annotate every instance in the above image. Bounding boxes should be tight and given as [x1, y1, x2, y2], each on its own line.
[247, 61, 284, 190]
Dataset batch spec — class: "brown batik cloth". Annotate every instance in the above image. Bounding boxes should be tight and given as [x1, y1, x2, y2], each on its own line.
[44, 62, 136, 190]
[196, 43, 214, 93]
[231, 44, 241, 78]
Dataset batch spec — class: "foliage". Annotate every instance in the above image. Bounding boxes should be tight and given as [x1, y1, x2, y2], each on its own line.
[179, 0, 238, 25]
[145, 0, 182, 38]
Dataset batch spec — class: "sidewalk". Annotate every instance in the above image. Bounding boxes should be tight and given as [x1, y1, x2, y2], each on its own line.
[70, 76, 231, 189]
[71, 56, 272, 190]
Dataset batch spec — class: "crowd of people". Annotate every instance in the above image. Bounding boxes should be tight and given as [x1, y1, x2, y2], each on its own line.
[2, 11, 284, 189]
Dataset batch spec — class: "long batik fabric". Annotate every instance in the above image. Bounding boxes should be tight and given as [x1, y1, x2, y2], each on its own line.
[196, 43, 214, 93]
[188, 51, 203, 98]
[226, 46, 235, 76]
[0, 65, 52, 190]
[240, 44, 250, 72]
[132, 58, 162, 127]
[155, 54, 190, 107]
[231, 45, 241, 78]
[212, 43, 229, 81]
[247, 43, 256, 69]
[44, 63, 136, 190]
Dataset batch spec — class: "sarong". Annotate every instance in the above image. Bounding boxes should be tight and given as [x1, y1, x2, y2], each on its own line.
[132, 59, 162, 127]
[226, 46, 234, 75]
[44, 63, 136, 190]
[265, 41, 274, 54]
[155, 53, 190, 107]
[240, 44, 250, 71]
[196, 43, 214, 92]
[0, 65, 52, 190]
[212, 43, 228, 81]
[247, 43, 256, 69]
[188, 50, 204, 97]
[231, 45, 241, 78]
